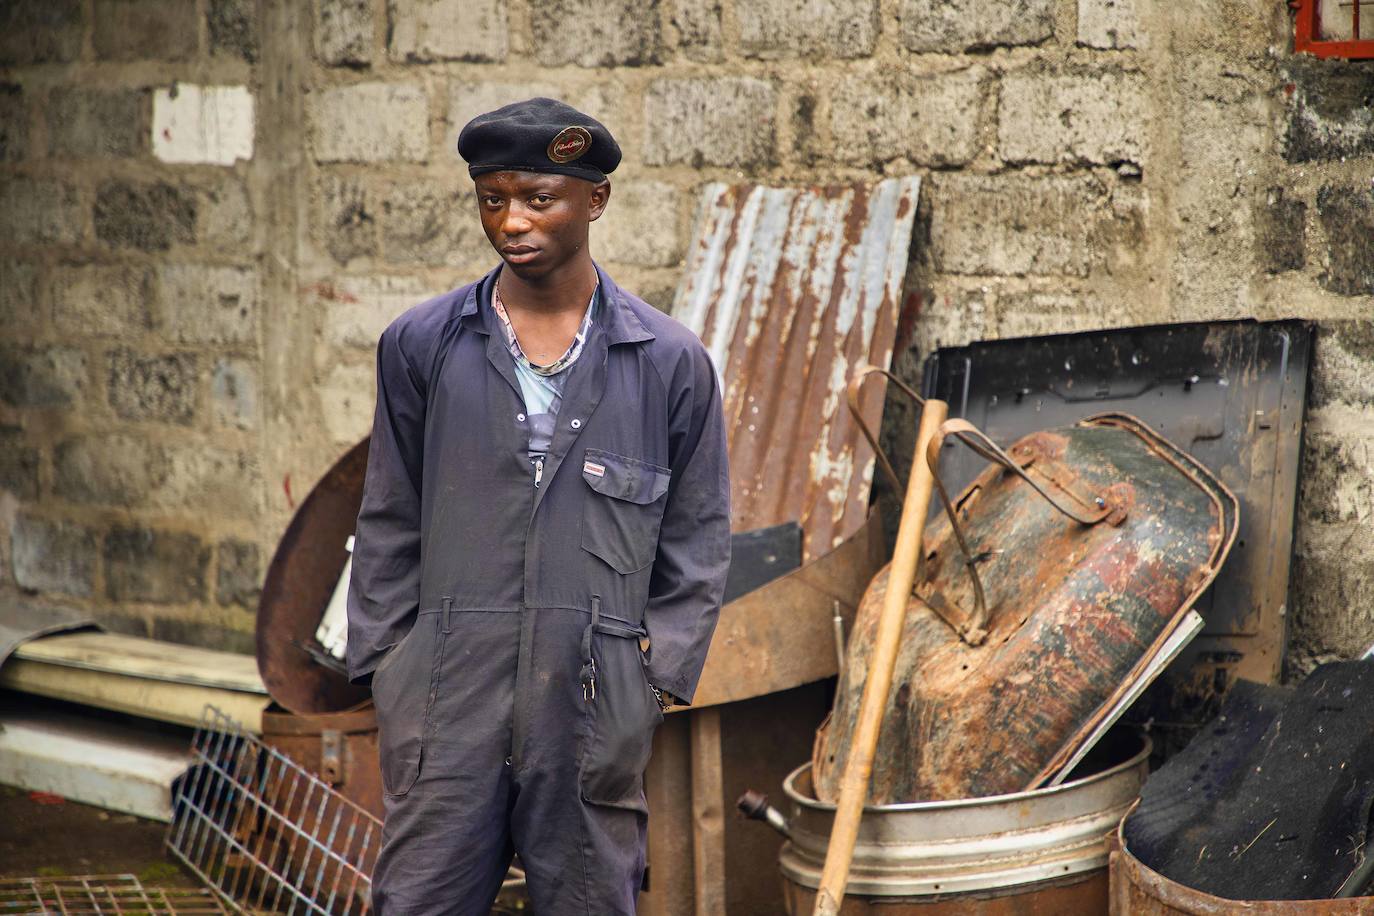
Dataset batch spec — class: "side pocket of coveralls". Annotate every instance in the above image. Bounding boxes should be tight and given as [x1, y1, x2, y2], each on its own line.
[580, 626, 664, 811]
[371, 605, 448, 797]
[580, 449, 672, 575]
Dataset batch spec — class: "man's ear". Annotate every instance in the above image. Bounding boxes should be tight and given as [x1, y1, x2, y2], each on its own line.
[588, 180, 611, 222]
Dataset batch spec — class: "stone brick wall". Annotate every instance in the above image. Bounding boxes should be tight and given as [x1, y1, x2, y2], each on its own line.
[1, 0, 1371, 674]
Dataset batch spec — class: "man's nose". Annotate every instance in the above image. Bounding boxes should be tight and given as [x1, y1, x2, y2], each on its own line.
[502, 206, 533, 235]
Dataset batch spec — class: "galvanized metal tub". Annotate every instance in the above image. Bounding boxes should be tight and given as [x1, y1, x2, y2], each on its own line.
[1110, 825, 1374, 915]
[778, 731, 1150, 913]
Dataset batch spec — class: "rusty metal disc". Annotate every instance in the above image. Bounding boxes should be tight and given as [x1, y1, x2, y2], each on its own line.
[256, 438, 372, 715]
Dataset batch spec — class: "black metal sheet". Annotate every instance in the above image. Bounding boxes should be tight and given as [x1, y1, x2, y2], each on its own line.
[922, 319, 1314, 742]
[723, 523, 803, 604]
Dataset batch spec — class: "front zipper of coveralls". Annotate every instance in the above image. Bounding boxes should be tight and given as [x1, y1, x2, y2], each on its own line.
[512, 453, 544, 773]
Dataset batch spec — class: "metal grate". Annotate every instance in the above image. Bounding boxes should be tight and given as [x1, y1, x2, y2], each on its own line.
[0, 875, 228, 915]
[166, 706, 380, 915]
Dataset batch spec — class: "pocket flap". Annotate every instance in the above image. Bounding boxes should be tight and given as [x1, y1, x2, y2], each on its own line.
[582, 449, 670, 504]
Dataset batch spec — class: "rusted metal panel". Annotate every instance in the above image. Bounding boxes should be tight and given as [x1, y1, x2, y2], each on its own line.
[1110, 834, 1372, 915]
[672, 177, 922, 561]
[924, 320, 1313, 745]
[815, 415, 1240, 805]
[690, 507, 885, 709]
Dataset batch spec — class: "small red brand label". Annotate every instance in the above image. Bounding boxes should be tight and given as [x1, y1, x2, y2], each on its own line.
[584, 460, 606, 477]
[548, 126, 592, 164]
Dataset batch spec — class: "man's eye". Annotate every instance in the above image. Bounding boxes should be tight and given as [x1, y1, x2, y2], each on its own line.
[532, 195, 554, 204]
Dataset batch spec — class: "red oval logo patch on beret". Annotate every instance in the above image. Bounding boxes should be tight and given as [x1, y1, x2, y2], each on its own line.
[548, 126, 592, 164]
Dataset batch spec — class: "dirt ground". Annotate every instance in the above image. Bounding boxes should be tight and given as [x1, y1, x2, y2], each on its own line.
[0, 785, 198, 887]
[0, 785, 537, 913]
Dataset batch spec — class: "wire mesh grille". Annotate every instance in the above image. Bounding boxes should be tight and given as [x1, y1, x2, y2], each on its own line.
[0, 875, 228, 915]
[166, 706, 380, 915]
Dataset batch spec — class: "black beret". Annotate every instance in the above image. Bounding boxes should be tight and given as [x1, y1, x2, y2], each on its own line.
[457, 97, 621, 183]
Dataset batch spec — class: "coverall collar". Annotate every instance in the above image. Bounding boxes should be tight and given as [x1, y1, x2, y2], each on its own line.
[460, 262, 656, 347]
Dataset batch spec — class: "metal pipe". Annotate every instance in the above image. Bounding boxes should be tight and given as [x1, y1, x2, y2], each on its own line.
[813, 398, 948, 916]
[737, 790, 791, 839]
[831, 602, 846, 685]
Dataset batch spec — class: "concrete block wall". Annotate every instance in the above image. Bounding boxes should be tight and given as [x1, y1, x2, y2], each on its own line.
[1, 0, 1372, 677]
[1, 0, 264, 650]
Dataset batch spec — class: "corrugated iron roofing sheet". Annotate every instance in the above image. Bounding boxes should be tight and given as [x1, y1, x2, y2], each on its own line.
[672, 177, 921, 562]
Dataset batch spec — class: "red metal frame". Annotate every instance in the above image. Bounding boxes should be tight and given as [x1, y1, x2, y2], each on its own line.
[1292, 0, 1374, 59]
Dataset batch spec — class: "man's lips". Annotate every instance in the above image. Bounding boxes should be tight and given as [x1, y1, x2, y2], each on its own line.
[502, 245, 540, 262]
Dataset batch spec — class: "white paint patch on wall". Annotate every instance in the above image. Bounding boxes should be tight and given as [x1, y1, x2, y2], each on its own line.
[153, 84, 255, 166]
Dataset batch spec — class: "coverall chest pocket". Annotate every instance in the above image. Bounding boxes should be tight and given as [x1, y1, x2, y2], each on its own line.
[370, 610, 446, 797]
[580, 449, 672, 575]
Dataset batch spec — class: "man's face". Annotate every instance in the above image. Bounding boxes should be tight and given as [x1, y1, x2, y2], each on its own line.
[474, 171, 610, 280]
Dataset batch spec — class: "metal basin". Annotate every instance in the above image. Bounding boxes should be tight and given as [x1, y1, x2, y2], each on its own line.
[1110, 826, 1374, 914]
[779, 730, 1149, 911]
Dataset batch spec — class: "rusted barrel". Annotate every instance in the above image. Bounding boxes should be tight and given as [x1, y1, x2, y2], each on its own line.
[261, 702, 384, 820]
[777, 731, 1149, 914]
[1110, 826, 1374, 915]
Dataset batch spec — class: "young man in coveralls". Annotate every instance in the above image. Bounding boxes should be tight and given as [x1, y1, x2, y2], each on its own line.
[346, 98, 732, 914]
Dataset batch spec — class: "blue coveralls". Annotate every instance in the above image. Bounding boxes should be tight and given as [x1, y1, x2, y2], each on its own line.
[346, 264, 732, 914]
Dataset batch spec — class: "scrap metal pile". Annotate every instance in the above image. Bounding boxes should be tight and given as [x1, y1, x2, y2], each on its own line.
[738, 318, 1374, 914]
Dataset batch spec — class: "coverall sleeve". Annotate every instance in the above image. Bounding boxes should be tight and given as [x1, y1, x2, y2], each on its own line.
[644, 342, 731, 704]
[346, 322, 428, 686]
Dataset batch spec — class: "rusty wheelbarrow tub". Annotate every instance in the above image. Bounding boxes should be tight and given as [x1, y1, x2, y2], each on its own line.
[816, 413, 1240, 805]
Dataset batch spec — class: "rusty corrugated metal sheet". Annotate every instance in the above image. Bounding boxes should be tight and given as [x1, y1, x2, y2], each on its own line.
[672, 177, 921, 562]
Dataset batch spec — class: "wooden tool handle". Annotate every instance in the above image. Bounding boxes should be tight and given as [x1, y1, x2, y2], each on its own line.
[812, 398, 948, 916]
